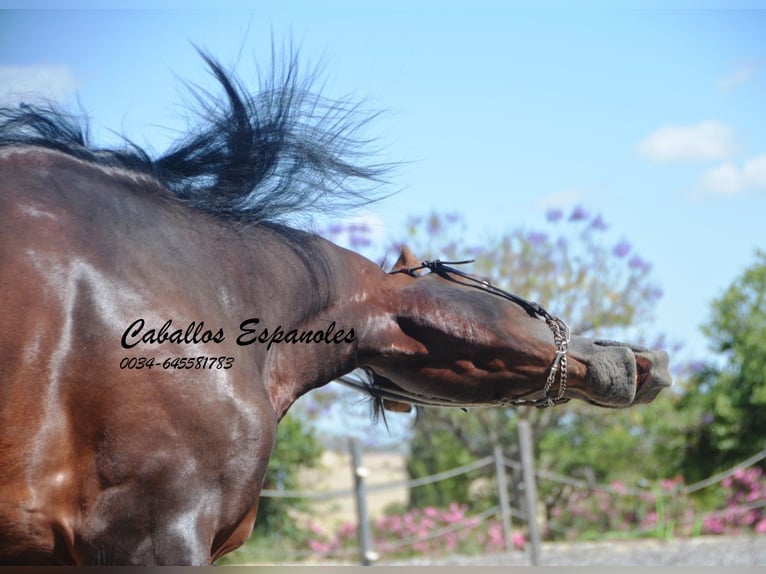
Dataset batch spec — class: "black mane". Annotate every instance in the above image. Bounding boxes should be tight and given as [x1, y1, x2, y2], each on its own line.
[0, 50, 389, 224]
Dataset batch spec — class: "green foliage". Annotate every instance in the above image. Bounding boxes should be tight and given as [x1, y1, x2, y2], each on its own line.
[406, 415, 483, 508]
[406, 408, 521, 510]
[677, 249, 766, 481]
[254, 412, 323, 536]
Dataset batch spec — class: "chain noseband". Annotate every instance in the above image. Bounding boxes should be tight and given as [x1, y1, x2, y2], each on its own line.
[391, 259, 571, 409]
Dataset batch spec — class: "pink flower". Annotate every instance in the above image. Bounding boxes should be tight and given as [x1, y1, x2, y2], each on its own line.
[445, 532, 459, 551]
[512, 531, 526, 550]
[488, 524, 504, 548]
[443, 503, 467, 524]
[611, 480, 626, 494]
[388, 515, 402, 533]
[403, 513, 417, 534]
[465, 516, 481, 529]
[703, 516, 725, 535]
[339, 521, 357, 539]
[308, 539, 330, 554]
[755, 518, 766, 534]
[421, 517, 435, 530]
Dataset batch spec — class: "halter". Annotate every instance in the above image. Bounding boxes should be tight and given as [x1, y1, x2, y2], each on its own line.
[390, 259, 571, 409]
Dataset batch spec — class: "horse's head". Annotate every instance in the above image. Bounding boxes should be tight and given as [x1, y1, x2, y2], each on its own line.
[352, 247, 672, 411]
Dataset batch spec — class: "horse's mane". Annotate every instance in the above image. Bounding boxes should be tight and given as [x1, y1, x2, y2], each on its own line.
[0, 50, 389, 224]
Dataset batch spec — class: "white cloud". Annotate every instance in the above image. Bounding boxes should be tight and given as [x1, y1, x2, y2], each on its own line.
[716, 61, 765, 94]
[743, 154, 766, 189]
[697, 163, 744, 196]
[637, 121, 736, 163]
[692, 153, 766, 199]
[0, 65, 78, 105]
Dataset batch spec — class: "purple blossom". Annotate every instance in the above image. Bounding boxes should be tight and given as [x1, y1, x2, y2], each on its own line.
[688, 360, 707, 375]
[349, 235, 372, 250]
[426, 214, 442, 236]
[527, 231, 548, 246]
[628, 255, 652, 273]
[569, 205, 589, 222]
[648, 287, 663, 302]
[612, 239, 631, 258]
[466, 246, 487, 258]
[589, 214, 609, 231]
[545, 208, 564, 222]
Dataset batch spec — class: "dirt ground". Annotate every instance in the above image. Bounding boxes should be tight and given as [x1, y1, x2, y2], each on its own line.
[295, 449, 408, 531]
[382, 534, 766, 566]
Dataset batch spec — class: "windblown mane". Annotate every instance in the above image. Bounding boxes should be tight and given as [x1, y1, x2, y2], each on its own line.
[0, 50, 389, 224]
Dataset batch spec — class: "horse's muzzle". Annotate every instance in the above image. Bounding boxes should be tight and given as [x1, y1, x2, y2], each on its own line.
[569, 338, 672, 407]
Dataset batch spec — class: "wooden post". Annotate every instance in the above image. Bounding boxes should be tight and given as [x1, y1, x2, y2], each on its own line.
[518, 418, 541, 565]
[493, 443, 514, 552]
[350, 438, 377, 565]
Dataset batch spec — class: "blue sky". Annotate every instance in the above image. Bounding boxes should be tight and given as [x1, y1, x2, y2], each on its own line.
[2, 2, 765, 369]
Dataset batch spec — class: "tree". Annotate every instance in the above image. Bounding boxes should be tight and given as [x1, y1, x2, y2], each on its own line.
[676, 250, 766, 482]
[397, 207, 671, 511]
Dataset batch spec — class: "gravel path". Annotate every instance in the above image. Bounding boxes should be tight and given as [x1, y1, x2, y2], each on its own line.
[380, 535, 766, 566]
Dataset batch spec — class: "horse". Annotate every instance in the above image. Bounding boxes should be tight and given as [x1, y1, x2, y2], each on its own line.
[0, 52, 672, 565]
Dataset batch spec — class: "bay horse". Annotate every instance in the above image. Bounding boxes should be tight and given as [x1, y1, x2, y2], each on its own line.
[0, 52, 672, 565]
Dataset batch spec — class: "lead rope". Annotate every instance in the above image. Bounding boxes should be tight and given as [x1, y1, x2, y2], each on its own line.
[391, 259, 571, 408]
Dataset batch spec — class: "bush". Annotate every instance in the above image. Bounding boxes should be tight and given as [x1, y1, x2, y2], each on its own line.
[305, 503, 525, 560]
[546, 468, 766, 541]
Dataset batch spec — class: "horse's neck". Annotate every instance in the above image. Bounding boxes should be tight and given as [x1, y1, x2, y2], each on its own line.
[235, 231, 385, 419]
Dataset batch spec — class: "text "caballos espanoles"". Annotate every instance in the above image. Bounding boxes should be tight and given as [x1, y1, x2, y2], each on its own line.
[121, 318, 356, 351]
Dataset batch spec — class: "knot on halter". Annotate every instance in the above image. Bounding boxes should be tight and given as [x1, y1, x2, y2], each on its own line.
[390, 258, 571, 409]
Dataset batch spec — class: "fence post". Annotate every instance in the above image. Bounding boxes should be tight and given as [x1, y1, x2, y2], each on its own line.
[350, 438, 377, 565]
[492, 443, 514, 552]
[518, 418, 541, 565]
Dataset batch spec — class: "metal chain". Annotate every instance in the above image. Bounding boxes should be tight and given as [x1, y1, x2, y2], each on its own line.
[539, 316, 570, 408]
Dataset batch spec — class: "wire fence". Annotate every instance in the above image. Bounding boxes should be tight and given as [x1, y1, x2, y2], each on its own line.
[258, 441, 766, 565]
